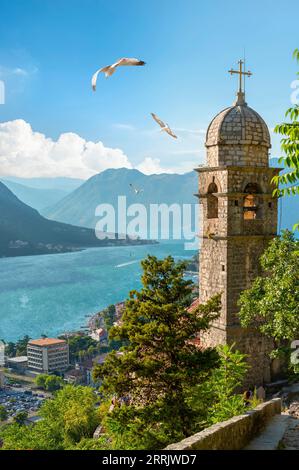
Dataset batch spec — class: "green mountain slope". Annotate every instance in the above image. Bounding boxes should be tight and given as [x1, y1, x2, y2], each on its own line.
[0, 182, 154, 258]
[43, 166, 298, 234]
[43, 168, 197, 230]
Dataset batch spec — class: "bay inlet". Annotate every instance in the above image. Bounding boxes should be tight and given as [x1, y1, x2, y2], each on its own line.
[0, 242, 196, 341]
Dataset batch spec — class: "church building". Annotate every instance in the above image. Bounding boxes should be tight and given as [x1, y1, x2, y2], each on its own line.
[196, 60, 280, 385]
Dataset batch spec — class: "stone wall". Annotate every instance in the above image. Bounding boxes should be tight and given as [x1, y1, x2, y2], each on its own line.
[207, 143, 269, 168]
[165, 398, 282, 450]
[200, 325, 273, 386]
[226, 236, 270, 323]
[197, 162, 280, 385]
[197, 99, 281, 388]
[227, 326, 273, 385]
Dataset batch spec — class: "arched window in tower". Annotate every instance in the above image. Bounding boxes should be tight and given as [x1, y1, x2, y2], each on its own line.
[207, 182, 218, 219]
[243, 183, 262, 220]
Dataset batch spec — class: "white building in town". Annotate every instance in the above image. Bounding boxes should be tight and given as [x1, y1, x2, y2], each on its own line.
[27, 338, 69, 374]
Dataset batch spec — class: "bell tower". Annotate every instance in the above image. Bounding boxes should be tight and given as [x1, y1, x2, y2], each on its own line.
[197, 61, 280, 385]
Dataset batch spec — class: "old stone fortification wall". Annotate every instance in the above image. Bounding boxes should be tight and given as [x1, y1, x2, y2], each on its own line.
[227, 326, 273, 385]
[165, 398, 281, 450]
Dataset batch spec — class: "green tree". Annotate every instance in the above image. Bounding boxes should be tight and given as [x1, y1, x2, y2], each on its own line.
[0, 385, 100, 450]
[35, 374, 47, 389]
[13, 411, 28, 425]
[0, 405, 8, 422]
[0, 423, 39, 450]
[70, 436, 111, 450]
[94, 255, 221, 449]
[272, 49, 299, 230]
[35, 373, 63, 391]
[188, 344, 248, 427]
[5, 341, 16, 358]
[46, 375, 63, 391]
[65, 335, 98, 363]
[3, 335, 31, 358]
[98, 304, 126, 352]
[238, 231, 299, 358]
[101, 305, 116, 332]
[16, 335, 31, 356]
[45, 375, 63, 392]
[40, 386, 99, 444]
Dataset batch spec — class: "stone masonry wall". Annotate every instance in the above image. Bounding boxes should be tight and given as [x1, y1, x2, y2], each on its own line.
[197, 100, 279, 387]
[199, 234, 273, 385]
[205, 104, 271, 168]
[207, 144, 269, 168]
[199, 238, 227, 327]
[227, 326, 273, 385]
[165, 398, 282, 450]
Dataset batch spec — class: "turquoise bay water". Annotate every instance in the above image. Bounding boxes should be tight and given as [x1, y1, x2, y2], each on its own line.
[0, 242, 196, 342]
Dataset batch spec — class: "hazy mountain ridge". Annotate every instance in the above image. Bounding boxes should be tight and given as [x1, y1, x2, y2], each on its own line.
[0, 176, 84, 212]
[42, 165, 298, 233]
[1, 176, 84, 191]
[0, 181, 155, 258]
[43, 168, 197, 230]
[0, 179, 69, 212]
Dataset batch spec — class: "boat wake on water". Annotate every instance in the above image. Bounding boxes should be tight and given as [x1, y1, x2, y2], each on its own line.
[115, 260, 141, 268]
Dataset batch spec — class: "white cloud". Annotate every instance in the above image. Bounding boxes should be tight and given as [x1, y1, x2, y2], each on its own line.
[136, 157, 201, 175]
[0, 119, 201, 179]
[136, 157, 173, 175]
[0, 119, 133, 178]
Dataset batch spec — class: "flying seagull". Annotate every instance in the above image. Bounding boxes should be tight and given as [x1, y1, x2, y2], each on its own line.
[92, 57, 146, 91]
[151, 113, 177, 139]
[129, 183, 144, 195]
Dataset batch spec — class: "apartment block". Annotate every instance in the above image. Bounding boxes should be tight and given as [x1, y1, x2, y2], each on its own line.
[27, 338, 69, 373]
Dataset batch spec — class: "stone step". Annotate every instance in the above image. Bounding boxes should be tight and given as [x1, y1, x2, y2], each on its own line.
[244, 413, 292, 450]
[280, 416, 299, 449]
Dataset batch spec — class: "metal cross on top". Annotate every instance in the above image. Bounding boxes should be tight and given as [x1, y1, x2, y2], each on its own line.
[228, 59, 252, 93]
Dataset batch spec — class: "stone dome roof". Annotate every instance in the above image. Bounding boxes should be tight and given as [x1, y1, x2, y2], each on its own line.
[206, 103, 271, 148]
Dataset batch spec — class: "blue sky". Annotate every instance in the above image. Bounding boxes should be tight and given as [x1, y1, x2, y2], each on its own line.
[0, 0, 298, 178]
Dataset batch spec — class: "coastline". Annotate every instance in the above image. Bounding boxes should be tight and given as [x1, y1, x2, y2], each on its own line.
[0, 238, 159, 260]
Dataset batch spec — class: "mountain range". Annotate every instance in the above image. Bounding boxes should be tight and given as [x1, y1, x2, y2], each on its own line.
[42, 168, 197, 235]
[0, 161, 297, 257]
[0, 181, 155, 258]
[0, 176, 83, 212]
[42, 165, 298, 235]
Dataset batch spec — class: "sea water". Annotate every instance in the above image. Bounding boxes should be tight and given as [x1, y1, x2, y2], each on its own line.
[0, 242, 196, 341]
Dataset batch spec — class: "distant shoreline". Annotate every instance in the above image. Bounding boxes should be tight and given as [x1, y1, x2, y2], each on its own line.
[0, 238, 159, 260]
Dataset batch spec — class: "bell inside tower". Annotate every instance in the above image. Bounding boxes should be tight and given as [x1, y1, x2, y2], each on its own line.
[243, 183, 262, 220]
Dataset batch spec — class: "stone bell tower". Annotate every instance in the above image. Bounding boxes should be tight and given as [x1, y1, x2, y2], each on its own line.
[197, 60, 280, 385]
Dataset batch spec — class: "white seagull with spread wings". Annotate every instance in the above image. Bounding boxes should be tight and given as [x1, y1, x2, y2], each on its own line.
[129, 183, 144, 195]
[92, 57, 146, 91]
[150, 113, 177, 139]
